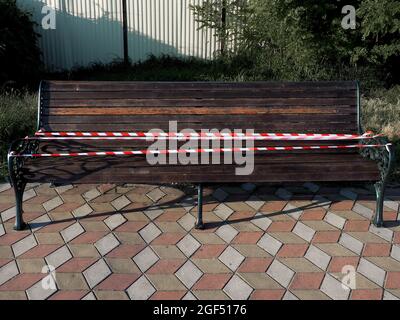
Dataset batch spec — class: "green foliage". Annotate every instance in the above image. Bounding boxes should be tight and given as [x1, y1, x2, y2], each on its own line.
[191, 0, 400, 85]
[191, 0, 250, 56]
[0, 0, 42, 88]
[0, 90, 37, 177]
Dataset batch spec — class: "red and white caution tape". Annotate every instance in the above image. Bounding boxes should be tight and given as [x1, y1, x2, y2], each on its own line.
[34, 131, 379, 141]
[10, 144, 391, 158]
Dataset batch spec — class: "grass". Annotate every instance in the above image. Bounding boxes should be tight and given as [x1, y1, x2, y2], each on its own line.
[0, 56, 399, 181]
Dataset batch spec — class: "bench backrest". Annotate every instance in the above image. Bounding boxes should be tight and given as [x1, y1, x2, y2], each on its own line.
[38, 81, 360, 134]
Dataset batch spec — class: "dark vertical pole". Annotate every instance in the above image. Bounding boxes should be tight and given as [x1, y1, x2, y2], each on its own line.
[220, 0, 227, 56]
[195, 183, 204, 229]
[122, 0, 129, 65]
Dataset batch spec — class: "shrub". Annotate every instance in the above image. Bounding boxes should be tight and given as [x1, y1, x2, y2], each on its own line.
[0, 0, 42, 88]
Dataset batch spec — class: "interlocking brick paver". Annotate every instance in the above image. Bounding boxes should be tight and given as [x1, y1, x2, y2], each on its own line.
[0, 182, 399, 300]
[339, 233, 364, 255]
[12, 234, 37, 257]
[320, 274, 350, 300]
[26, 279, 57, 300]
[133, 247, 159, 272]
[60, 222, 84, 243]
[177, 234, 201, 257]
[0, 261, 19, 286]
[139, 222, 162, 244]
[45, 246, 72, 268]
[216, 225, 239, 243]
[358, 258, 386, 286]
[218, 246, 245, 271]
[266, 260, 295, 287]
[305, 245, 331, 271]
[95, 233, 120, 256]
[223, 275, 253, 300]
[82, 259, 112, 288]
[43, 196, 63, 212]
[213, 203, 234, 220]
[127, 275, 156, 300]
[293, 222, 315, 242]
[257, 233, 282, 256]
[72, 204, 93, 218]
[104, 213, 127, 230]
[175, 261, 203, 289]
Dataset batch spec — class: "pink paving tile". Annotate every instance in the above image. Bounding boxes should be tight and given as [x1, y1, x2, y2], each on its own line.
[147, 259, 186, 274]
[96, 273, 139, 291]
[106, 244, 145, 258]
[57, 258, 98, 273]
[193, 274, 232, 290]
[0, 274, 44, 291]
[192, 245, 227, 259]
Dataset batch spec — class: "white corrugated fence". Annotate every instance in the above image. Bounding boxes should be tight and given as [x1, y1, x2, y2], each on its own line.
[17, 0, 219, 71]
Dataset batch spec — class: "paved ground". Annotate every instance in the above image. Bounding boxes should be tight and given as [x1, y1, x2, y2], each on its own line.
[0, 182, 400, 300]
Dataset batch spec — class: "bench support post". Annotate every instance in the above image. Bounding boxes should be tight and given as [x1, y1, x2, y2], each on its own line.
[8, 155, 27, 231]
[195, 183, 204, 229]
[371, 144, 394, 227]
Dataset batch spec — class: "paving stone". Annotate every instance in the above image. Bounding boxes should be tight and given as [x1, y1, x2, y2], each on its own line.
[391, 245, 400, 262]
[192, 259, 231, 274]
[357, 258, 386, 286]
[313, 195, 332, 210]
[144, 208, 164, 220]
[213, 203, 234, 220]
[324, 212, 346, 229]
[72, 204, 93, 218]
[83, 188, 101, 201]
[177, 234, 201, 257]
[111, 195, 131, 211]
[94, 233, 120, 256]
[26, 279, 57, 300]
[139, 222, 162, 244]
[12, 234, 37, 257]
[384, 199, 399, 212]
[146, 188, 166, 203]
[56, 273, 89, 290]
[369, 224, 393, 242]
[305, 245, 331, 270]
[0, 183, 11, 193]
[0, 261, 19, 286]
[223, 275, 253, 300]
[282, 291, 299, 300]
[104, 213, 126, 230]
[339, 233, 364, 255]
[82, 259, 111, 288]
[292, 289, 330, 300]
[127, 275, 156, 300]
[279, 257, 322, 273]
[293, 222, 315, 242]
[45, 246, 72, 269]
[239, 272, 282, 290]
[352, 203, 374, 219]
[106, 258, 140, 274]
[60, 222, 84, 243]
[1, 206, 15, 222]
[218, 246, 245, 271]
[257, 233, 282, 256]
[245, 195, 265, 211]
[23, 188, 37, 202]
[133, 247, 159, 272]
[177, 213, 196, 231]
[320, 274, 350, 300]
[383, 290, 400, 300]
[216, 224, 238, 243]
[366, 257, 400, 272]
[212, 188, 229, 202]
[182, 291, 197, 300]
[43, 196, 63, 212]
[0, 224, 5, 237]
[175, 261, 203, 289]
[29, 214, 52, 232]
[147, 274, 186, 291]
[266, 260, 295, 287]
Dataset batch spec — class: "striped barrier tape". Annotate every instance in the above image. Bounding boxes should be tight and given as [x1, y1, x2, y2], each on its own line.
[33, 131, 380, 141]
[10, 144, 391, 158]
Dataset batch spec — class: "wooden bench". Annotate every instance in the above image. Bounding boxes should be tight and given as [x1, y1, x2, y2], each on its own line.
[8, 81, 394, 231]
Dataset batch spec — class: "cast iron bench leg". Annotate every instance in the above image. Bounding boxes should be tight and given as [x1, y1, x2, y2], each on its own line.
[195, 183, 204, 229]
[374, 182, 385, 227]
[8, 154, 27, 231]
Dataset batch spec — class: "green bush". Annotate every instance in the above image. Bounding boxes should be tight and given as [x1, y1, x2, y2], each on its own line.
[0, 90, 37, 178]
[0, 0, 42, 88]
